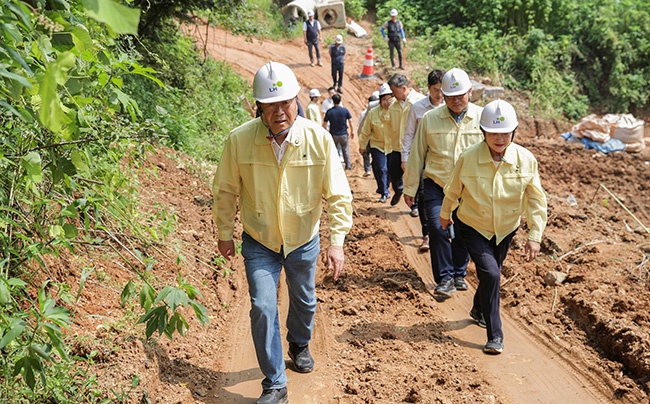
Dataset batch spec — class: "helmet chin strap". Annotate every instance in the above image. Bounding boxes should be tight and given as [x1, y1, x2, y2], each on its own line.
[266, 126, 291, 141]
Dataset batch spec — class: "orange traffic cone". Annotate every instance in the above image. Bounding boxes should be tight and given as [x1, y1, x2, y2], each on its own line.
[359, 46, 376, 79]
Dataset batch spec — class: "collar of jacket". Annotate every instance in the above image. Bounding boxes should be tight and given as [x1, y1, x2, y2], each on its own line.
[253, 116, 303, 147]
[477, 141, 516, 165]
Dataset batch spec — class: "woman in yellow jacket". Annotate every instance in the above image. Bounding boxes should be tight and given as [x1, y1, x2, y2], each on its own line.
[439, 100, 547, 354]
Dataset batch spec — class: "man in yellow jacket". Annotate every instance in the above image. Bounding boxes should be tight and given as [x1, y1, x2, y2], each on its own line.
[358, 83, 401, 203]
[404, 68, 483, 298]
[387, 73, 425, 206]
[212, 61, 353, 404]
[440, 100, 547, 354]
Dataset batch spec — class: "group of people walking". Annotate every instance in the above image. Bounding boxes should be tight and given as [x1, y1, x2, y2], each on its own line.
[212, 9, 548, 404]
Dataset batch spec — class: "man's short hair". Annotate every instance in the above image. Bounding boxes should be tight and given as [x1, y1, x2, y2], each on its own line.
[332, 94, 341, 104]
[428, 69, 446, 86]
[328, 86, 336, 92]
[387, 73, 408, 88]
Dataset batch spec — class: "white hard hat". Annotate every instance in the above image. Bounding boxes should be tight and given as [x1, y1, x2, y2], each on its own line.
[335, 34, 343, 44]
[307, 9, 314, 17]
[442, 68, 472, 96]
[480, 100, 519, 133]
[253, 61, 301, 103]
[390, 9, 398, 16]
[309, 88, 321, 98]
[378, 83, 393, 96]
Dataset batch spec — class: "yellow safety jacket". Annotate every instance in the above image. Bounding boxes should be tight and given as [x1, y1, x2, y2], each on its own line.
[441, 141, 548, 244]
[358, 104, 401, 154]
[404, 103, 484, 196]
[213, 116, 353, 256]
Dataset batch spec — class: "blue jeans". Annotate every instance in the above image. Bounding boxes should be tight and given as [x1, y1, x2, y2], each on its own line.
[307, 41, 321, 62]
[422, 178, 469, 284]
[455, 215, 516, 341]
[242, 233, 320, 390]
[369, 148, 403, 197]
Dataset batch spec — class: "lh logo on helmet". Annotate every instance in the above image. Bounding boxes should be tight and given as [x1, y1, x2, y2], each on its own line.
[492, 116, 505, 125]
[269, 81, 283, 93]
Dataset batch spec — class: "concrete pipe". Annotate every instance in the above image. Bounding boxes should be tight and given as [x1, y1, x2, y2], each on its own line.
[281, 0, 317, 27]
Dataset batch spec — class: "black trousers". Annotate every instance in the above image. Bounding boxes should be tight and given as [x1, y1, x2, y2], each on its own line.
[331, 63, 344, 88]
[454, 214, 516, 341]
[388, 39, 403, 68]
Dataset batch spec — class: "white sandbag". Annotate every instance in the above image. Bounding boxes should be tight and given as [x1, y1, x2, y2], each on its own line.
[571, 114, 611, 142]
[624, 141, 646, 153]
[603, 113, 645, 144]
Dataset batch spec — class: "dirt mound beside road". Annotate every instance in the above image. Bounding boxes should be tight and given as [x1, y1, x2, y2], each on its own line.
[40, 19, 650, 403]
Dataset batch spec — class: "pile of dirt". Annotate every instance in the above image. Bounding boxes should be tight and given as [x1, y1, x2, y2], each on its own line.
[35, 19, 650, 404]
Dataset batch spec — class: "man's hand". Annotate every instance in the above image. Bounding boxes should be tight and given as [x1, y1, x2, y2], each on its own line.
[401, 162, 406, 172]
[403, 194, 415, 208]
[524, 240, 541, 262]
[440, 217, 453, 231]
[402, 38, 407, 44]
[218, 240, 236, 261]
[359, 147, 366, 155]
[327, 245, 345, 281]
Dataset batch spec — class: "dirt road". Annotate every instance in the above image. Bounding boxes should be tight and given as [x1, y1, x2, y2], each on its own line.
[195, 22, 620, 403]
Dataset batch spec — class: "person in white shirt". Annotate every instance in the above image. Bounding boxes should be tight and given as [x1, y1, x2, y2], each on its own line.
[303, 10, 322, 67]
[401, 69, 445, 252]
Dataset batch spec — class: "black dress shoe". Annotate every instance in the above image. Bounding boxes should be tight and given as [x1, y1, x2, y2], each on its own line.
[390, 191, 403, 206]
[288, 342, 314, 373]
[257, 387, 288, 404]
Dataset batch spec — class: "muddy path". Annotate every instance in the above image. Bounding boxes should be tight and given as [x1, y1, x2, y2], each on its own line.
[185, 20, 650, 403]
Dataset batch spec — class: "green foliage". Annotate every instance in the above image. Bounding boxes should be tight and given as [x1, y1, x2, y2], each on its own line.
[124, 25, 252, 162]
[0, 279, 103, 401]
[121, 273, 209, 340]
[132, 0, 244, 39]
[0, 0, 222, 399]
[374, 0, 650, 117]
[345, 0, 368, 21]
[210, 0, 301, 41]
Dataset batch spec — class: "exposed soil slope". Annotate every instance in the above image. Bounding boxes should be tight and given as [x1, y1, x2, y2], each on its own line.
[45, 19, 650, 404]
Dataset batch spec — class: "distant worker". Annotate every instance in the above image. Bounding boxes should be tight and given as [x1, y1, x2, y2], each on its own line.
[440, 100, 548, 354]
[323, 93, 354, 170]
[307, 88, 322, 125]
[403, 68, 483, 298]
[303, 10, 323, 67]
[387, 73, 425, 206]
[381, 8, 406, 70]
[329, 34, 346, 93]
[213, 61, 353, 404]
[359, 83, 401, 203]
[402, 69, 446, 252]
[322, 86, 344, 160]
[358, 91, 380, 177]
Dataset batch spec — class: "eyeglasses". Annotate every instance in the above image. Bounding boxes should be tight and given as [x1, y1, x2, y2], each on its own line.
[261, 99, 295, 112]
[445, 93, 467, 100]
